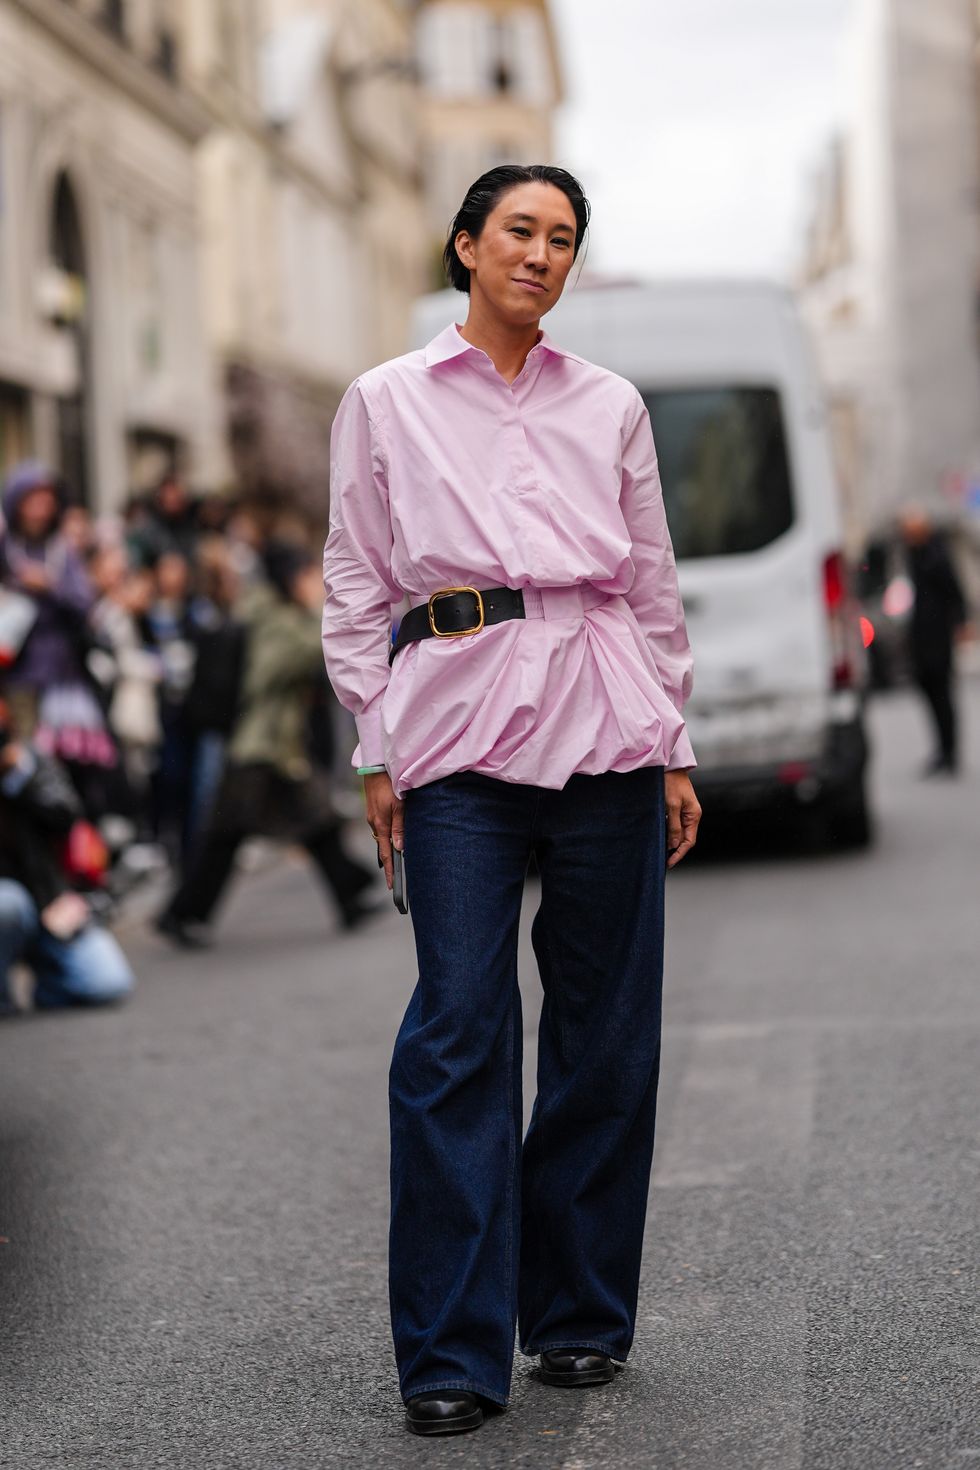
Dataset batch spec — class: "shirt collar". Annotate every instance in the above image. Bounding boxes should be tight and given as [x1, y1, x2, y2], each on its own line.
[423, 321, 586, 369]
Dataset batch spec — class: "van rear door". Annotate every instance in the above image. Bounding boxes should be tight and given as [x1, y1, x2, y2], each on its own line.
[644, 383, 830, 772]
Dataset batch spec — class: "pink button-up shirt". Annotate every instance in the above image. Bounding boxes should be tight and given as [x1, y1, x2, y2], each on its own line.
[322, 321, 695, 797]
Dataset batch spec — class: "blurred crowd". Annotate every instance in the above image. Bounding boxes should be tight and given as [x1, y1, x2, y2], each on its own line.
[0, 461, 380, 1015]
[0, 453, 971, 1019]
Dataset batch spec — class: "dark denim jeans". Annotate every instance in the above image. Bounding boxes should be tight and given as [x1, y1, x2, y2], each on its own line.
[390, 766, 666, 1406]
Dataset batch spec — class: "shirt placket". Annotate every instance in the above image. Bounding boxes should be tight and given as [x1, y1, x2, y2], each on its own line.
[507, 353, 567, 584]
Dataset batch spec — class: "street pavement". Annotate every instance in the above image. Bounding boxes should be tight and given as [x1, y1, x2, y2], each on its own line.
[1, 683, 978, 1470]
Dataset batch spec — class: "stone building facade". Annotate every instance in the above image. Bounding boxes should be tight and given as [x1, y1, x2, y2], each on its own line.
[414, 0, 563, 281]
[799, 0, 980, 549]
[0, 0, 223, 510]
[191, 0, 428, 518]
[0, 0, 429, 516]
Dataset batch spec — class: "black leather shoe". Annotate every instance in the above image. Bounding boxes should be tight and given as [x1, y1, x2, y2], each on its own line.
[405, 1390, 484, 1436]
[539, 1349, 615, 1386]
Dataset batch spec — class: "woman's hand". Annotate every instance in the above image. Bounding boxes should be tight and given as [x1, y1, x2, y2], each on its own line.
[665, 770, 701, 869]
[41, 892, 90, 942]
[16, 562, 50, 593]
[364, 770, 404, 889]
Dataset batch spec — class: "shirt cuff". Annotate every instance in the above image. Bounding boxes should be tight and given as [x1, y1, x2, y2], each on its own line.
[666, 730, 696, 772]
[353, 700, 385, 768]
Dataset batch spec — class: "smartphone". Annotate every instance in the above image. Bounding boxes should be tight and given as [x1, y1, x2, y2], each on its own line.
[392, 846, 408, 915]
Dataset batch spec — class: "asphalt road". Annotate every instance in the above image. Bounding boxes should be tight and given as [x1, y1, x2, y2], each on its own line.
[1, 684, 978, 1470]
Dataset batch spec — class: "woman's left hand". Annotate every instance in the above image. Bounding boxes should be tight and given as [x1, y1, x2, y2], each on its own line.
[665, 770, 701, 869]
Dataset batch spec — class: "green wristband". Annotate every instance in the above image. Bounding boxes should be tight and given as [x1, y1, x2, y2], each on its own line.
[357, 764, 387, 776]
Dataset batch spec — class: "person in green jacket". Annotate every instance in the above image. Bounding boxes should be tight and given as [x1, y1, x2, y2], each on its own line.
[156, 541, 379, 946]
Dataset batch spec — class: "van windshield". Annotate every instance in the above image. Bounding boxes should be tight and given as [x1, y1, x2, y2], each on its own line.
[641, 387, 794, 560]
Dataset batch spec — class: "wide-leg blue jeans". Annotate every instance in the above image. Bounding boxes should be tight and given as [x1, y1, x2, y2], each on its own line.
[390, 767, 666, 1406]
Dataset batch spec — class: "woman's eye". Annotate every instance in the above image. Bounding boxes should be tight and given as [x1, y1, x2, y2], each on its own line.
[510, 227, 531, 237]
[551, 238, 571, 248]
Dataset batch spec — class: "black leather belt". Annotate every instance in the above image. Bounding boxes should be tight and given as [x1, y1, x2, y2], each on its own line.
[389, 585, 525, 665]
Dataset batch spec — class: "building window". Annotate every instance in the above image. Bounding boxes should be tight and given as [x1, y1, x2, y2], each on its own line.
[154, 25, 178, 80]
[101, 0, 126, 41]
[490, 18, 513, 94]
[417, 5, 552, 105]
[505, 8, 552, 105]
[417, 4, 494, 99]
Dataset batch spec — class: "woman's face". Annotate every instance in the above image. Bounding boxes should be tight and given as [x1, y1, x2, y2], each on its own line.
[15, 486, 59, 539]
[455, 182, 578, 324]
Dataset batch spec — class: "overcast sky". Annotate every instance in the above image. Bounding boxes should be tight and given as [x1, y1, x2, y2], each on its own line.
[550, 0, 856, 281]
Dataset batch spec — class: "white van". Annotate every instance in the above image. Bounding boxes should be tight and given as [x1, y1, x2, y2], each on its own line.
[410, 280, 871, 847]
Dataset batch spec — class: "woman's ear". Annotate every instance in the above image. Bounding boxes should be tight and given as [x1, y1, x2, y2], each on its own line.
[454, 229, 476, 273]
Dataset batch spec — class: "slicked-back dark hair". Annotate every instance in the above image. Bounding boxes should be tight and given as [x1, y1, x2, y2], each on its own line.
[443, 164, 590, 295]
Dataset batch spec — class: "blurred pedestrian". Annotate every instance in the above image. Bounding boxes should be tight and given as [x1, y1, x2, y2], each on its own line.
[88, 552, 161, 829]
[194, 493, 232, 539]
[127, 473, 199, 567]
[899, 508, 970, 775]
[181, 537, 246, 855]
[0, 694, 133, 1015]
[59, 503, 94, 558]
[156, 540, 378, 946]
[224, 503, 265, 589]
[322, 164, 700, 1436]
[144, 550, 196, 860]
[0, 462, 116, 808]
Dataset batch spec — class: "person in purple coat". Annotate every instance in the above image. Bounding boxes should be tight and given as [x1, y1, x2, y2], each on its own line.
[0, 462, 116, 803]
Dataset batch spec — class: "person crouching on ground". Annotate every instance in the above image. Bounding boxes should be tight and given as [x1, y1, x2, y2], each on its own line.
[0, 696, 134, 1015]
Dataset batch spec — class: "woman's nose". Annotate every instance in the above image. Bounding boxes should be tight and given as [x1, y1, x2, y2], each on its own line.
[524, 237, 548, 269]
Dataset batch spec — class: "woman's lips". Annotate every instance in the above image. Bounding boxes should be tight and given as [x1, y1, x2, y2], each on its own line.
[514, 279, 546, 293]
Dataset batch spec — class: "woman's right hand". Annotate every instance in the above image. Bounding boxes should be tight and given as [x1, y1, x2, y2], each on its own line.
[364, 771, 404, 889]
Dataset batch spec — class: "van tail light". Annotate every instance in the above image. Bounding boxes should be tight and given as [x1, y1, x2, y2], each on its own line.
[823, 551, 861, 690]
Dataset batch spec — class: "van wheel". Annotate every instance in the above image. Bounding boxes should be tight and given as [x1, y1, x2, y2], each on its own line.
[825, 775, 873, 850]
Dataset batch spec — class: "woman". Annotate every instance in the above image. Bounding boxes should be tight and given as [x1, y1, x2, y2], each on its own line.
[0, 462, 116, 801]
[323, 164, 701, 1437]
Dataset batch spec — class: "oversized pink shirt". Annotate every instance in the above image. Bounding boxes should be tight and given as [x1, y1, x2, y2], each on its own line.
[322, 321, 695, 797]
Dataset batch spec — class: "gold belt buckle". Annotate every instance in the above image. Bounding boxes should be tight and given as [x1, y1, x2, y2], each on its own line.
[427, 586, 485, 638]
